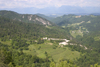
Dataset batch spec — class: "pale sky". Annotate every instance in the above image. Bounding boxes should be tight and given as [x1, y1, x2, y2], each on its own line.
[0, 0, 100, 8]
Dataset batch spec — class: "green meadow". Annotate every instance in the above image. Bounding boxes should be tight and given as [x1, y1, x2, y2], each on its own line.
[23, 40, 80, 62]
[0, 39, 80, 62]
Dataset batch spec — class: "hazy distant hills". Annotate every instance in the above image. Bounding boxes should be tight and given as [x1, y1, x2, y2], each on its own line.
[90, 13, 100, 16]
[0, 10, 54, 26]
[1, 6, 100, 15]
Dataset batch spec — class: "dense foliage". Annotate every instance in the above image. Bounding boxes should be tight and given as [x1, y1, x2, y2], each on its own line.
[0, 11, 100, 67]
[0, 16, 70, 40]
[48, 14, 100, 67]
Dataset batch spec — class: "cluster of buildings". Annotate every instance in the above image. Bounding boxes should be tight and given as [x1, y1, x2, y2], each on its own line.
[43, 37, 88, 49]
[43, 37, 70, 46]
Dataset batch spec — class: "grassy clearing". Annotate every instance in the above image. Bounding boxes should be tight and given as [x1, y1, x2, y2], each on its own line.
[94, 36, 100, 41]
[23, 41, 80, 62]
[68, 23, 88, 38]
[0, 38, 80, 62]
[70, 30, 83, 38]
[0, 39, 12, 45]
[67, 21, 84, 27]
[67, 22, 84, 38]
[91, 15, 97, 18]
[62, 26, 66, 28]
[87, 21, 91, 23]
[70, 26, 88, 38]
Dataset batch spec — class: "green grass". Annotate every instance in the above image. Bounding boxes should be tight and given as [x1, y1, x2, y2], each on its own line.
[70, 26, 88, 38]
[70, 30, 83, 38]
[91, 15, 97, 18]
[0, 38, 80, 62]
[62, 26, 66, 28]
[94, 36, 100, 41]
[67, 21, 84, 27]
[68, 23, 88, 38]
[87, 21, 91, 23]
[0, 39, 12, 45]
[23, 41, 80, 62]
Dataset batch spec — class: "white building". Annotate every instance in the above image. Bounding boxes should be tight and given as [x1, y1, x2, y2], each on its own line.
[59, 42, 68, 45]
[65, 39, 70, 42]
[43, 37, 47, 40]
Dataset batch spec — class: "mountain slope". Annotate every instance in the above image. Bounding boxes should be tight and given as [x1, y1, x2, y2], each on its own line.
[0, 16, 70, 40]
[0, 16, 80, 67]
[50, 14, 100, 32]
[1, 11, 100, 67]
[0, 10, 53, 25]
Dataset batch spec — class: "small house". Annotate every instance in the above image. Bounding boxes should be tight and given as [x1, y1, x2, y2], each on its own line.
[59, 42, 68, 45]
[43, 37, 47, 40]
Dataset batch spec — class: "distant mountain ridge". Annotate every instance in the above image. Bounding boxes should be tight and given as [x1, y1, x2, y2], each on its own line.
[1, 6, 100, 15]
[0, 10, 53, 26]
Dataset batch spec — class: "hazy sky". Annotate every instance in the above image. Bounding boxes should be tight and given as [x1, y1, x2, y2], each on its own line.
[0, 0, 100, 8]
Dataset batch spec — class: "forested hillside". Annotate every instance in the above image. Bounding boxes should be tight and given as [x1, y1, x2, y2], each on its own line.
[39, 14, 100, 67]
[0, 16, 76, 67]
[0, 16, 71, 40]
[50, 14, 100, 27]
[0, 10, 54, 25]
[0, 11, 100, 67]
[49, 14, 100, 37]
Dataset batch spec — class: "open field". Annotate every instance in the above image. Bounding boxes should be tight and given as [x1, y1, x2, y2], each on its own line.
[0, 39, 12, 46]
[23, 41, 80, 62]
[0, 38, 80, 62]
